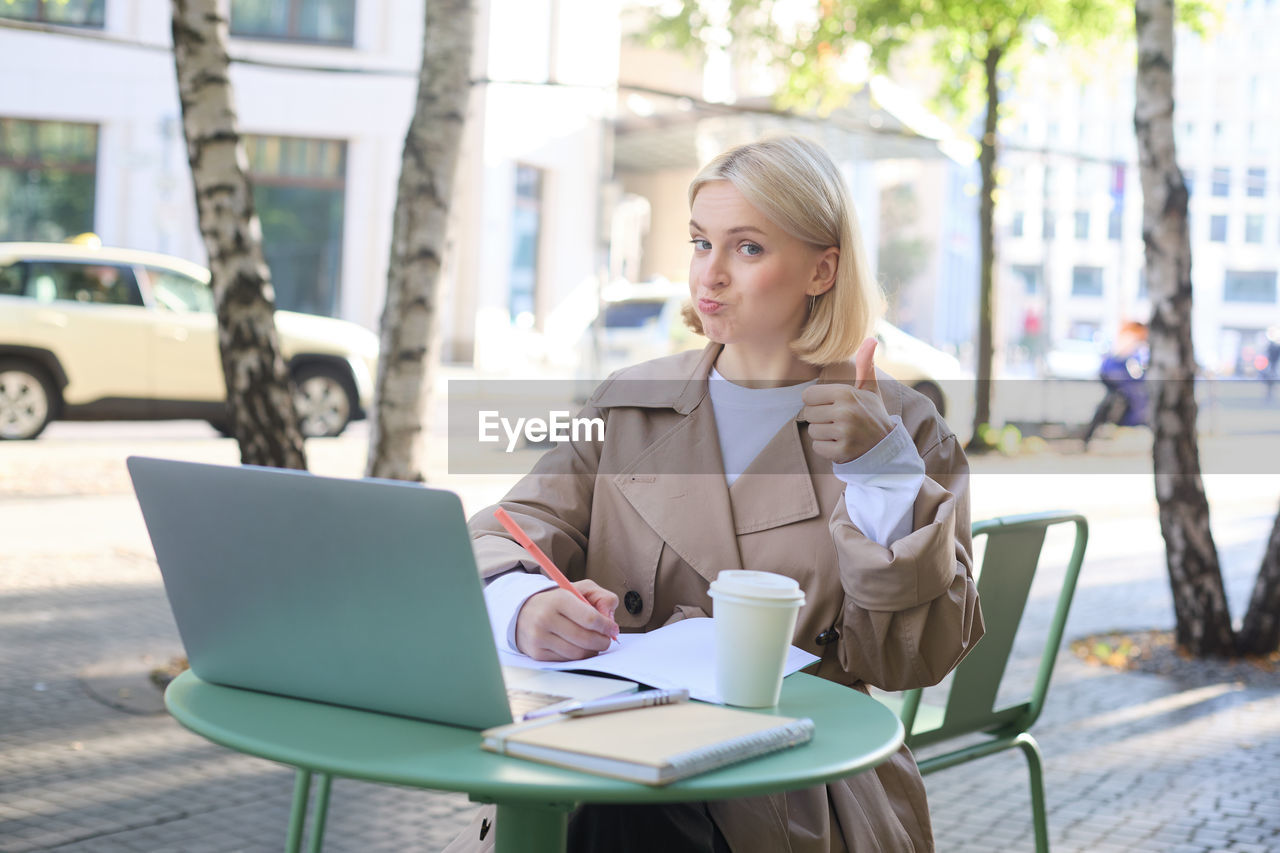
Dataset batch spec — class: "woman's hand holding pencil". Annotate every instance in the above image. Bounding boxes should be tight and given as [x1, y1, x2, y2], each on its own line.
[494, 508, 621, 661]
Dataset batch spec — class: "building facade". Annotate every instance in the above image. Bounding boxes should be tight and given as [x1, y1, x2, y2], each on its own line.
[997, 0, 1280, 377]
[0, 0, 620, 369]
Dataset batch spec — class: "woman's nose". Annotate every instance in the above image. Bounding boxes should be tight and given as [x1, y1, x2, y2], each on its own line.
[696, 252, 727, 289]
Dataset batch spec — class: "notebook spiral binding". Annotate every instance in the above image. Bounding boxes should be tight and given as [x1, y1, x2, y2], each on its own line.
[664, 717, 816, 778]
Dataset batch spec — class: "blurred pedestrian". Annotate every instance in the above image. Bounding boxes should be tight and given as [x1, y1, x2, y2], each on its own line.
[1264, 326, 1280, 402]
[1082, 321, 1149, 449]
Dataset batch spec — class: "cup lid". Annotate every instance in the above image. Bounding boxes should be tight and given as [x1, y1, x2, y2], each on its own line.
[708, 570, 805, 603]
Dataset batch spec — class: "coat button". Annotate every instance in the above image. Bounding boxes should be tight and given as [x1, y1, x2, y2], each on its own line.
[624, 590, 643, 615]
[815, 629, 840, 645]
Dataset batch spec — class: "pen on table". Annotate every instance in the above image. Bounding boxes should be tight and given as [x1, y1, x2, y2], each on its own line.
[493, 507, 619, 641]
[522, 689, 690, 721]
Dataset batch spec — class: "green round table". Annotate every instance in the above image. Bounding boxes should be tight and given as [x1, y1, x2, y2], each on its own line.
[165, 670, 904, 852]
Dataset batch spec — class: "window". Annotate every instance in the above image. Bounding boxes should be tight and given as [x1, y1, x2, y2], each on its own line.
[1069, 320, 1101, 341]
[147, 268, 215, 313]
[508, 165, 544, 323]
[1212, 168, 1230, 197]
[244, 134, 347, 317]
[24, 261, 142, 306]
[1209, 214, 1228, 242]
[1245, 215, 1265, 244]
[1012, 265, 1042, 295]
[0, 118, 98, 242]
[1223, 270, 1277, 303]
[1074, 211, 1090, 240]
[1108, 206, 1123, 241]
[1071, 266, 1104, 297]
[1042, 213, 1056, 240]
[1183, 170, 1195, 196]
[0, 262, 23, 297]
[1010, 211, 1024, 238]
[0, 0, 104, 26]
[602, 301, 666, 328]
[230, 0, 355, 45]
[1247, 168, 1266, 198]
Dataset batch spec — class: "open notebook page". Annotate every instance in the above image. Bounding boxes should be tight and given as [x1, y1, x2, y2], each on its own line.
[496, 617, 819, 703]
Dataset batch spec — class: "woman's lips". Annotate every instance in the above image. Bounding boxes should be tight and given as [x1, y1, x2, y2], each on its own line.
[697, 298, 724, 314]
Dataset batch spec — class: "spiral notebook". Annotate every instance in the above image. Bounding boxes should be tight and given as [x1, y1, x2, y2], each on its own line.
[481, 701, 815, 786]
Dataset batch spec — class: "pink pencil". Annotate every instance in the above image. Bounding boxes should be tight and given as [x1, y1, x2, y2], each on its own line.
[493, 507, 592, 607]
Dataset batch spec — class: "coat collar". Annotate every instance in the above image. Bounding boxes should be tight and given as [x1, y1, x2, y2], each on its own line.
[588, 342, 719, 414]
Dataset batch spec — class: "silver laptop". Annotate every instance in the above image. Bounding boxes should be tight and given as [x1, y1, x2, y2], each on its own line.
[126, 456, 634, 729]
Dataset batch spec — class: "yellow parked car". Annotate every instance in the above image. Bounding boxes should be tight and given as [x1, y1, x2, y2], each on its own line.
[0, 241, 379, 440]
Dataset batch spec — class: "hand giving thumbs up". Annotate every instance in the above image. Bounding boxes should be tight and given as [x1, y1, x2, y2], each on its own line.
[800, 337, 894, 464]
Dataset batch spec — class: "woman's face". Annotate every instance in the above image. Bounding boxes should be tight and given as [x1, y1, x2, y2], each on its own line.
[688, 181, 834, 353]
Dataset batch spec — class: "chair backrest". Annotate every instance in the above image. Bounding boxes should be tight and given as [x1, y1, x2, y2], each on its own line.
[900, 511, 1088, 749]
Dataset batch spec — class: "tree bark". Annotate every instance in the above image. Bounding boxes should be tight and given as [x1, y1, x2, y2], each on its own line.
[366, 0, 475, 481]
[968, 43, 1002, 451]
[1238, 504, 1280, 654]
[1134, 0, 1233, 657]
[170, 0, 306, 469]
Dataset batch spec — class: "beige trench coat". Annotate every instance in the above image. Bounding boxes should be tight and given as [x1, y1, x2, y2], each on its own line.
[466, 343, 983, 853]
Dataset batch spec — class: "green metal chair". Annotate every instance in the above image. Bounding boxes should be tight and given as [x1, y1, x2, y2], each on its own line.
[881, 511, 1088, 853]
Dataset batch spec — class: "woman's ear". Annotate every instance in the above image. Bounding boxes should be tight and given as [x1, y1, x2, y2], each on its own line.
[809, 247, 839, 296]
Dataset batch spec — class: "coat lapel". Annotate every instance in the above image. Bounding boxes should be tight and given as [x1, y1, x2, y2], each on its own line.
[614, 394, 744, 585]
[727, 418, 821, 534]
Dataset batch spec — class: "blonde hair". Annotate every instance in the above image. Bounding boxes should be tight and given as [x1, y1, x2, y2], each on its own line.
[683, 135, 882, 367]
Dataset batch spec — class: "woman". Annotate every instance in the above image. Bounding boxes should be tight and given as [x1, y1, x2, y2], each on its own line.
[451, 136, 982, 852]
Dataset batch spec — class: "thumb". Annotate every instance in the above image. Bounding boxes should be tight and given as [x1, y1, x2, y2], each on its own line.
[854, 337, 877, 390]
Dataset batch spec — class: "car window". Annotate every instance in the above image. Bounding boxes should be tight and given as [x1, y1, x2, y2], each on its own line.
[0, 262, 23, 297]
[148, 267, 215, 313]
[26, 261, 144, 307]
[602, 300, 667, 328]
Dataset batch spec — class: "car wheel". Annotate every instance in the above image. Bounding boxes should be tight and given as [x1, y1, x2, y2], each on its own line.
[292, 365, 354, 438]
[0, 359, 57, 440]
[912, 381, 946, 418]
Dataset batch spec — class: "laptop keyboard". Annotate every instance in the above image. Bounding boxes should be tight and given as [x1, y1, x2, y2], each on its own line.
[507, 687, 571, 719]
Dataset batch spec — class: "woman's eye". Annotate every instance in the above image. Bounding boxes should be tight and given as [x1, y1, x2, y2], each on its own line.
[690, 238, 711, 251]
[740, 242, 763, 256]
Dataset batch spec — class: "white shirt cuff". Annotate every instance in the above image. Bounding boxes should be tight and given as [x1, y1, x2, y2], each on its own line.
[483, 570, 557, 653]
[831, 418, 926, 547]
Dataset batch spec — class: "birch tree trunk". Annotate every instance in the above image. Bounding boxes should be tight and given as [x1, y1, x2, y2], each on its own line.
[365, 0, 475, 481]
[1238, 505, 1280, 654]
[970, 43, 1003, 449]
[1134, 0, 1233, 656]
[171, 0, 307, 469]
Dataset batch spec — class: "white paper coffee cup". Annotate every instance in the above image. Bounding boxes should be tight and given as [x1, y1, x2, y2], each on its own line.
[708, 570, 805, 707]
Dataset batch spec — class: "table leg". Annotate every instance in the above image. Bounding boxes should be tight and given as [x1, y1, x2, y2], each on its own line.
[493, 802, 571, 853]
[285, 769, 313, 853]
[307, 773, 333, 853]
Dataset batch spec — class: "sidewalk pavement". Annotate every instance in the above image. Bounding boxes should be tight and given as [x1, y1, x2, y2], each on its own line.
[2, 423, 1278, 852]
